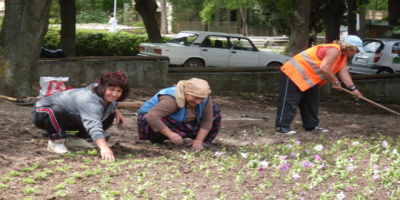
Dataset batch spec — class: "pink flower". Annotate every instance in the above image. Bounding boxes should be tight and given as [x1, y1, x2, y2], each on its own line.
[258, 167, 263, 171]
[281, 164, 288, 171]
[315, 155, 323, 162]
[349, 187, 354, 191]
[320, 162, 326, 169]
[281, 156, 287, 160]
[327, 187, 332, 192]
[295, 140, 301, 145]
[372, 174, 381, 181]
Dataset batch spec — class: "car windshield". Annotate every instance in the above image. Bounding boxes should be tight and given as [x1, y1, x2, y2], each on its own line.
[168, 32, 198, 46]
[363, 40, 384, 53]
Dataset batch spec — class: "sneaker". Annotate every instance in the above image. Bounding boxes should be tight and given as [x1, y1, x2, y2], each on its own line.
[65, 137, 96, 148]
[47, 139, 68, 154]
[275, 127, 297, 135]
[305, 126, 329, 133]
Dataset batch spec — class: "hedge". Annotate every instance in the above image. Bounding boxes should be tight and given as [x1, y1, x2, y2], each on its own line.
[43, 28, 171, 56]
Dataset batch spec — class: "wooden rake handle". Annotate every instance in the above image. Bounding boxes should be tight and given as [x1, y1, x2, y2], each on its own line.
[341, 88, 400, 117]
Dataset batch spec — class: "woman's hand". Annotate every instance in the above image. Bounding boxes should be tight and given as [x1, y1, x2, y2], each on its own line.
[166, 132, 183, 144]
[95, 138, 115, 161]
[189, 139, 204, 151]
[331, 83, 342, 91]
[100, 147, 115, 161]
[114, 108, 126, 128]
[352, 89, 363, 99]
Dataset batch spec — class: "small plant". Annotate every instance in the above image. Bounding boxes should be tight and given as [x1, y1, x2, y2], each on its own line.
[1, 176, 13, 182]
[9, 170, 20, 177]
[55, 190, 67, 198]
[23, 186, 37, 195]
[0, 183, 8, 189]
[50, 159, 65, 165]
[55, 183, 66, 190]
[34, 172, 47, 180]
[87, 149, 98, 155]
[76, 150, 86, 155]
[22, 177, 35, 184]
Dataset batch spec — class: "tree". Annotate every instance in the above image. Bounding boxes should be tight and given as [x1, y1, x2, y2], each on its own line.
[135, 0, 163, 43]
[285, 0, 311, 56]
[347, 0, 358, 35]
[323, 0, 347, 43]
[160, 0, 168, 34]
[0, 0, 52, 97]
[388, 0, 400, 38]
[201, 0, 256, 36]
[59, 0, 76, 56]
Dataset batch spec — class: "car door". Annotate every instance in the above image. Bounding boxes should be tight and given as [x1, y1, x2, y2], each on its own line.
[228, 37, 260, 67]
[200, 36, 230, 67]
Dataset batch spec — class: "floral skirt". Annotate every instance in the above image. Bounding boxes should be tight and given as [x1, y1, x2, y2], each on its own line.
[137, 104, 221, 143]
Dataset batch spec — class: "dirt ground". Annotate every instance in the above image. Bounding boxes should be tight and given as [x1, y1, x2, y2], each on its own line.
[0, 88, 399, 199]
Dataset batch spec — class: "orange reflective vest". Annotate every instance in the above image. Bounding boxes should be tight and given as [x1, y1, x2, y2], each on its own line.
[281, 44, 347, 91]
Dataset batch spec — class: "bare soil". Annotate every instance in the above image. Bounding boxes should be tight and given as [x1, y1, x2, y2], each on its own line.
[0, 88, 399, 199]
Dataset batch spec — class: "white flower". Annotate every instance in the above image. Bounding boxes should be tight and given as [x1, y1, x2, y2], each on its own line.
[241, 130, 247, 133]
[240, 153, 248, 158]
[314, 144, 324, 152]
[259, 160, 269, 168]
[393, 149, 399, 155]
[335, 191, 346, 200]
[382, 140, 388, 148]
[292, 172, 300, 180]
[352, 141, 360, 146]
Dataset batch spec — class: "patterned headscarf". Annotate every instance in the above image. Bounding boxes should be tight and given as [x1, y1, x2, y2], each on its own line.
[174, 78, 211, 108]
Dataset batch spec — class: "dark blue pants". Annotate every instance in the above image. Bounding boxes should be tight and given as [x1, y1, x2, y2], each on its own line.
[275, 72, 320, 129]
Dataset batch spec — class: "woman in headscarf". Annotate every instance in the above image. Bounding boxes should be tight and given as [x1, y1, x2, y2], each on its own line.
[137, 78, 221, 151]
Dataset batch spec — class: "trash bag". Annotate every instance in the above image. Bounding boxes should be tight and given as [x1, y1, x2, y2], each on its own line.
[40, 47, 67, 58]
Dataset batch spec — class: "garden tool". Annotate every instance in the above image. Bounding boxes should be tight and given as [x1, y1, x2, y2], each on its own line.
[342, 88, 400, 117]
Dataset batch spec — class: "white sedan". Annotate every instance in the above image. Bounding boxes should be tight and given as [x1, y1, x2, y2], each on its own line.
[138, 31, 290, 68]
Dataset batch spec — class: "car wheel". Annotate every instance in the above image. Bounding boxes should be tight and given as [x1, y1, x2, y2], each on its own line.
[183, 59, 205, 68]
[377, 68, 393, 74]
[266, 62, 282, 67]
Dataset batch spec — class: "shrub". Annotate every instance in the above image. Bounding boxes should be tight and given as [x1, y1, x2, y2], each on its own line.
[43, 27, 171, 56]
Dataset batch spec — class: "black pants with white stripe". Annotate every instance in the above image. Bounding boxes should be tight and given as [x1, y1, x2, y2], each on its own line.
[31, 105, 114, 139]
[275, 72, 320, 129]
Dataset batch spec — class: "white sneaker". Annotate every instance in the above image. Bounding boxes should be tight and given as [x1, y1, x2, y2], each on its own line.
[65, 137, 96, 149]
[48, 139, 68, 154]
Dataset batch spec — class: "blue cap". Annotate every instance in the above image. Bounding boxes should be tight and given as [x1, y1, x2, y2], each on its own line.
[344, 35, 365, 53]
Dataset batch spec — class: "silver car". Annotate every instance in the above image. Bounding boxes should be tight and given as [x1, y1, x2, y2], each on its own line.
[348, 38, 400, 74]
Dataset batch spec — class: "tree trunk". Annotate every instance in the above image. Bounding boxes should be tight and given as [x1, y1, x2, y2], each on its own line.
[135, 0, 163, 43]
[0, 0, 51, 97]
[388, 0, 400, 39]
[347, 0, 357, 35]
[59, 0, 76, 56]
[358, 4, 367, 38]
[285, 0, 311, 57]
[239, 7, 248, 36]
[160, 0, 168, 34]
[324, 0, 346, 43]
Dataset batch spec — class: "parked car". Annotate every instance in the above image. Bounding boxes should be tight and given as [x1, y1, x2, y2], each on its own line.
[138, 31, 290, 68]
[348, 38, 400, 74]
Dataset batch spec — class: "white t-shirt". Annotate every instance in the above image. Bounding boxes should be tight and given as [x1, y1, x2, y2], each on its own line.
[108, 17, 118, 33]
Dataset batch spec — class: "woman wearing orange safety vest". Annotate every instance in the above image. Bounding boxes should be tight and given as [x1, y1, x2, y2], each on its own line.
[275, 35, 364, 135]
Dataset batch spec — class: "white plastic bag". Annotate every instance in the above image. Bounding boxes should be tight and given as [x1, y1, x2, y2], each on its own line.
[39, 76, 69, 97]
